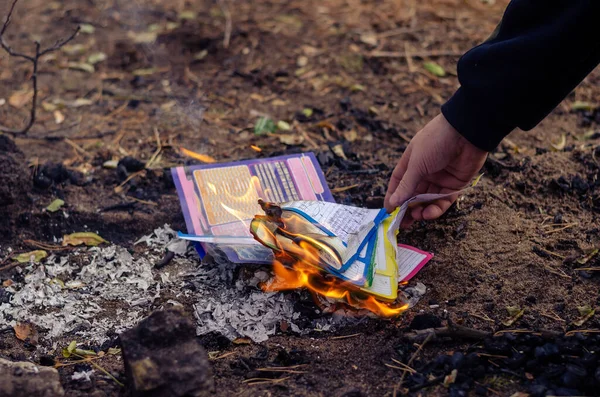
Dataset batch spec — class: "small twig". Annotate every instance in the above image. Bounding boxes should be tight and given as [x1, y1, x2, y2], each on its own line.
[0, 253, 14, 266]
[331, 184, 360, 194]
[0, 0, 80, 135]
[0, 261, 20, 273]
[218, 0, 232, 49]
[395, 333, 432, 394]
[540, 311, 566, 323]
[23, 240, 72, 251]
[114, 170, 146, 193]
[256, 368, 307, 374]
[543, 264, 571, 279]
[470, 312, 495, 323]
[535, 247, 566, 259]
[155, 251, 175, 269]
[367, 49, 464, 58]
[71, 353, 124, 387]
[408, 374, 445, 393]
[243, 376, 290, 385]
[493, 329, 541, 337]
[390, 358, 417, 373]
[210, 351, 236, 360]
[545, 223, 577, 235]
[330, 332, 361, 340]
[385, 363, 416, 373]
[565, 329, 600, 337]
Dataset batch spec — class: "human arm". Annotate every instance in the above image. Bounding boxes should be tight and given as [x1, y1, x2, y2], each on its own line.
[385, 0, 600, 218]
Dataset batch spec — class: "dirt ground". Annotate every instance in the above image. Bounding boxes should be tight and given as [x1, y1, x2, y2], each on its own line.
[1, 0, 599, 395]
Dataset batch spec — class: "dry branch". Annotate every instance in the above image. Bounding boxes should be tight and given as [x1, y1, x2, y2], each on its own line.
[0, 0, 79, 135]
[403, 323, 491, 343]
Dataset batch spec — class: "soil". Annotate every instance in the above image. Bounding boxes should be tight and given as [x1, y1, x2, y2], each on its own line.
[1, 0, 599, 396]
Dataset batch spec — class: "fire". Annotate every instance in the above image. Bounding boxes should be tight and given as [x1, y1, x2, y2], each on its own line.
[253, 210, 408, 318]
[212, 183, 409, 318]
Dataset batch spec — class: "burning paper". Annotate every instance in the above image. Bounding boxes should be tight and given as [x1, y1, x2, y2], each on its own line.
[249, 198, 435, 305]
[172, 152, 478, 317]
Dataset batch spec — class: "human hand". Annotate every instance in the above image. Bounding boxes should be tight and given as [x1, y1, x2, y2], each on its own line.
[384, 114, 488, 226]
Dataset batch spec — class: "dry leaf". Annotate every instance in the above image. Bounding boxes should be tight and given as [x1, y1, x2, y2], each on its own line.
[577, 249, 599, 265]
[128, 31, 157, 44]
[161, 101, 177, 111]
[194, 50, 208, 60]
[296, 56, 308, 67]
[61, 44, 87, 55]
[70, 98, 93, 107]
[103, 160, 119, 169]
[550, 134, 566, 151]
[87, 52, 107, 65]
[316, 121, 336, 131]
[180, 147, 217, 163]
[302, 108, 313, 117]
[14, 250, 47, 263]
[62, 232, 108, 247]
[276, 120, 292, 131]
[232, 337, 252, 345]
[423, 62, 446, 77]
[350, 84, 366, 92]
[9, 90, 33, 109]
[80, 24, 95, 34]
[331, 144, 347, 160]
[343, 130, 358, 142]
[133, 68, 158, 76]
[46, 198, 65, 212]
[53, 110, 65, 124]
[14, 322, 38, 345]
[62, 340, 78, 358]
[571, 101, 594, 111]
[250, 93, 265, 102]
[502, 306, 524, 326]
[443, 369, 457, 387]
[42, 101, 57, 112]
[67, 62, 95, 74]
[2, 279, 13, 287]
[368, 106, 379, 115]
[573, 306, 596, 327]
[271, 99, 287, 107]
[179, 10, 197, 20]
[359, 32, 378, 46]
[279, 134, 304, 146]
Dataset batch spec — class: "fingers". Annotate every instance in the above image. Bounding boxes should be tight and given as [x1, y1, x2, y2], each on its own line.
[387, 165, 421, 212]
[423, 196, 457, 220]
[384, 146, 412, 212]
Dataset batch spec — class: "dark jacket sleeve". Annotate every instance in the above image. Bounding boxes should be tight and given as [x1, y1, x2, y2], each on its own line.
[441, 0, 600, 152]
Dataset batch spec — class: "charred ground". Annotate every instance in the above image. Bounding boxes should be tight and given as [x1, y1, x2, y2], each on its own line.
[1, 0, 599, 396]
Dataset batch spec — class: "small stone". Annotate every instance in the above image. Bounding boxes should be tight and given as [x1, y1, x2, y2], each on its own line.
[118, 156, 145, 173]
[409, 313, 442, 330]
[0, 357, 64, 396]
[119, 308, 213, 397]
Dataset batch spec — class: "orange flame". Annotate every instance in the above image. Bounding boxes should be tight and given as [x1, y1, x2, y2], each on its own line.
[256, 222, 408, 318]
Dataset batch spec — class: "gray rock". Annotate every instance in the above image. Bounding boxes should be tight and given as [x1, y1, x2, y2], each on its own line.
[119, 308, 213, 397]
[0, 357, 64, 397]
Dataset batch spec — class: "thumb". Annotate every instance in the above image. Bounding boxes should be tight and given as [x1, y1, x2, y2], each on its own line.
[388, 167, 421, 209]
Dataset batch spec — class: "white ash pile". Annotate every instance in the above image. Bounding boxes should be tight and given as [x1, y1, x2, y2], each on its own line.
[0, 225, 400, 349]
[0, 244, 170, 344]
[179, 245, 365, 343]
